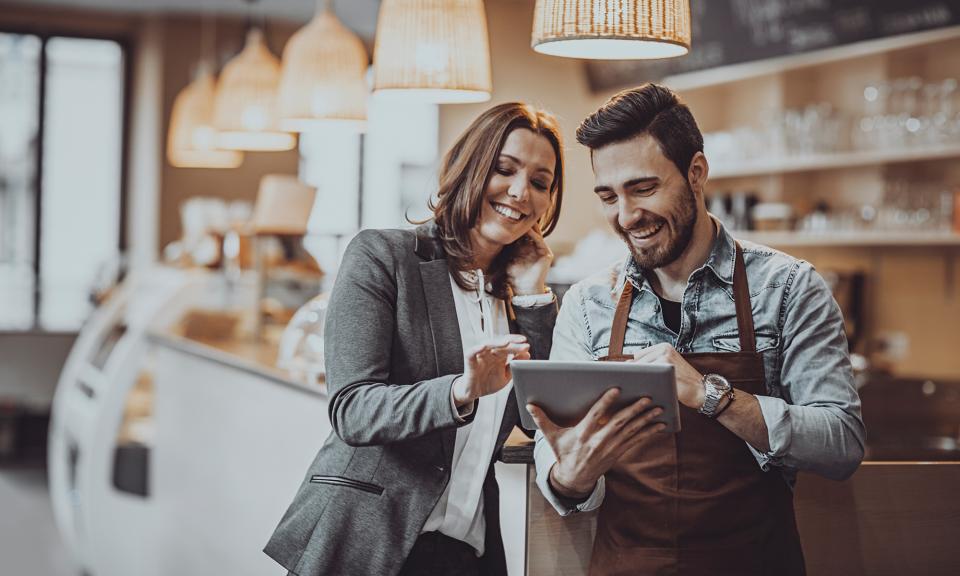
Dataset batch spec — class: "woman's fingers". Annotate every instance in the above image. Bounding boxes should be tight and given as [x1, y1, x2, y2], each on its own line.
[512, 349, 532, 361]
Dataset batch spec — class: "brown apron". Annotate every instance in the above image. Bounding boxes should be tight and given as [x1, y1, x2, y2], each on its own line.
[591, 244, 805, 576]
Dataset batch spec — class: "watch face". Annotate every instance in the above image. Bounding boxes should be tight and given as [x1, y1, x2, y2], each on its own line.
[707, 374, 731, 393]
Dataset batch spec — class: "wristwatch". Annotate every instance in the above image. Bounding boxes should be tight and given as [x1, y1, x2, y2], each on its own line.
[698, 373, 732, 418]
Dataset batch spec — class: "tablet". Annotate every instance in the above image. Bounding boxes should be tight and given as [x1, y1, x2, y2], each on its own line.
[511, 360, 680, 433]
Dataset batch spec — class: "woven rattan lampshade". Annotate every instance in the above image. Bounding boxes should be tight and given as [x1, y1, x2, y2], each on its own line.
[373, 0, 491, 103]
[278, 1, 368, 132]
[213, 28, 296, 151]
[532, 0, 691, 60]
[167, 63, 244, 168]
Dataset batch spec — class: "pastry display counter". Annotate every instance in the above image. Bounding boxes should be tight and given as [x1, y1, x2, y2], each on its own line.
[48, 266, 530, 576]
[140, 330, 527, 576]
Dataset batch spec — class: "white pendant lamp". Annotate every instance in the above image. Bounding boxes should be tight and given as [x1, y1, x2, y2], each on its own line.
[532, 0, 691, 60]
[373, 0, 492, 104]
[278, 0, 368, 132]
[213, 27, 296, 151]
[167, 64, 245, 169]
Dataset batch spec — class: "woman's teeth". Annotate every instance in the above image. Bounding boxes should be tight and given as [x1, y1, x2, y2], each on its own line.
[630, 222, 663, 239]
[492, 203, 524, 221]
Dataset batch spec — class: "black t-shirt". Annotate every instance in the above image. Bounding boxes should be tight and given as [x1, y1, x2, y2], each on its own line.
[657, 293, 682, 333]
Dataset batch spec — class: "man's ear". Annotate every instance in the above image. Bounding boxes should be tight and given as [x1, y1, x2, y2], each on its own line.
[687, 151, 709, 194]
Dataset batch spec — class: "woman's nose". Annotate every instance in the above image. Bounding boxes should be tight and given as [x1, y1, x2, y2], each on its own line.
[506, 177, 528, 200]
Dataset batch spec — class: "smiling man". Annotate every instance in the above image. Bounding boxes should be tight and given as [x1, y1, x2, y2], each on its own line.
[527, 84, 866, 576]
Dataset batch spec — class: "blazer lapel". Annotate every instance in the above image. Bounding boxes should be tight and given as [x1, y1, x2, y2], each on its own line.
[418, 248, 464, 464]
[418, 259, 465, 378]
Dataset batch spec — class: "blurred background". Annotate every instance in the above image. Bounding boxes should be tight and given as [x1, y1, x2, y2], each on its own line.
[0, 1, 958, 575]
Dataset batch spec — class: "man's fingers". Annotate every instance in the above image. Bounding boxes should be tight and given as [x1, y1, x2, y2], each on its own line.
[613, 406, 666, 445]
[526, 403, 559, 436]
[583, 388, 621, 430]
[631, 347, 658, 362]
[632, 342, 671, 362]
[605, 396, 653, 429]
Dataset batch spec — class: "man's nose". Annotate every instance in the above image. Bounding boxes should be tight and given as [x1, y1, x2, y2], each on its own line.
[618, 197, 643, 230]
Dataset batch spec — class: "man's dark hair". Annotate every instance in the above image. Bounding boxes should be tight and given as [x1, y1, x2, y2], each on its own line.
[576, 83, 704, 178]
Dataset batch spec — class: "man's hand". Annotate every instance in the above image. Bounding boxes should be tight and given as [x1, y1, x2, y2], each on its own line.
[631, 343, 704, 409]
[527, 388, 666, 499]
[452, 335, 531, 407]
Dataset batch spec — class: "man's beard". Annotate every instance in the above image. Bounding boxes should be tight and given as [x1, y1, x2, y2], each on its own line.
[616, 182, 698, 270]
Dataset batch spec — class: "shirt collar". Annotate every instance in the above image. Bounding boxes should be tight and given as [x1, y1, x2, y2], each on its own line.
[701, 217, 737, 286]
[615, 215, 737, 295]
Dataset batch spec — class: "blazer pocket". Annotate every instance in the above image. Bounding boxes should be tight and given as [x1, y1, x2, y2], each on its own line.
[309, 475, 384, 496]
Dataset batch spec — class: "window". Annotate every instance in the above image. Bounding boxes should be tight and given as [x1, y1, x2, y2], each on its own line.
[0, 32, 127, 331]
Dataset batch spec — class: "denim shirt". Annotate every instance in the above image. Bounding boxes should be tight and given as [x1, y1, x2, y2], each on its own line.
[534, 221, 866, 515]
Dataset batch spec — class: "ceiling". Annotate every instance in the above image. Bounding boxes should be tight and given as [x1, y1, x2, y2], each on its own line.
[3, 0, 383, 38]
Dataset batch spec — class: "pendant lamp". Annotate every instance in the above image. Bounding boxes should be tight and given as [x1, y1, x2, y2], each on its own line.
[278, 0, 368, 131]
[167, 67, 244, 169]
[213, 27, 296, 151]
[532, 0, 691, 60]
[373, 0, 491, 104]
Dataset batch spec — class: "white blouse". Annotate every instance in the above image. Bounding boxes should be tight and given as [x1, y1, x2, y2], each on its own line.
[420, 270, 513, 556]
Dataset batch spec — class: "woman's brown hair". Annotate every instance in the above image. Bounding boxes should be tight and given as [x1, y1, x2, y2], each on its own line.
[427, 102, 564, 297]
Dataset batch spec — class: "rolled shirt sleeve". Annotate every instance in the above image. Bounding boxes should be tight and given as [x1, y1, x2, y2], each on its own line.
[534, 430, 605, 515]
[750, 262, 866, 481]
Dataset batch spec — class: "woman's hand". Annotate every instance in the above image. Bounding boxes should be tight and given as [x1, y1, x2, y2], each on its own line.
[452, 335, 531, 407]
[506, 224, 553, 296]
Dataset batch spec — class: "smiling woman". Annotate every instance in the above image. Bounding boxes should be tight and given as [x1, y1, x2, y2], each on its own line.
[430, 102, 564, 299]
[264, 102, 565, 576]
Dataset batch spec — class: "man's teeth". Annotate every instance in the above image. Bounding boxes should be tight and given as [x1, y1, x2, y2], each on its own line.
[631, 222, 663, 239]
[493, 203, 524, 221]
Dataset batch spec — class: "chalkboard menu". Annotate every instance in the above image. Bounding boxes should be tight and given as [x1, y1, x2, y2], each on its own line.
[585, 0, 960, 92]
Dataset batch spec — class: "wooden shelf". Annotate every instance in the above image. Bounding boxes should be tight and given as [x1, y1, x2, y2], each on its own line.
[709, 143, 960, 179]
[735, 231, 960, 248]
[664, 25, 960, 92]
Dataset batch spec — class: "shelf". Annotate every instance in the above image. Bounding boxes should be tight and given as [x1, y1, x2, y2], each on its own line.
[709, 143, 960, 179]
[735, 231, 960, 248]
[663, 25, 960, 92]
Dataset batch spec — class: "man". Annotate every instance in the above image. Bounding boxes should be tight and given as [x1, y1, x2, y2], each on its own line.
[527, 83, 865, 575]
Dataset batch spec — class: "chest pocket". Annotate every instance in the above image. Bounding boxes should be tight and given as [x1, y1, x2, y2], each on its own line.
[712, 332, 779, 353]
[592, 341, 652, 359]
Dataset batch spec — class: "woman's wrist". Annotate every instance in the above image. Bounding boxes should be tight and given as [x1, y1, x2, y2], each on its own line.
[451, 375, 475, 406]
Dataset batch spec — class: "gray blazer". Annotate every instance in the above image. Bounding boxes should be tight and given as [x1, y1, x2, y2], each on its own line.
[264, 223, 557, 576]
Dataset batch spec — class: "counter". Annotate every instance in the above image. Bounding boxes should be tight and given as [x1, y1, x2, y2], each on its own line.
[502, 435, 960, 576]
[143, 330, 527, 576]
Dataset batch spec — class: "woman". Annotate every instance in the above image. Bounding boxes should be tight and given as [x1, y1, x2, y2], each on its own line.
[264, 103, 564, 576]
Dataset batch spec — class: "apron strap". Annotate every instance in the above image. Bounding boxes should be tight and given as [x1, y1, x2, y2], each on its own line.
[607, 243, 757, 357]
[607, 280, 634, 358]
[733, 242, 757, 353]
